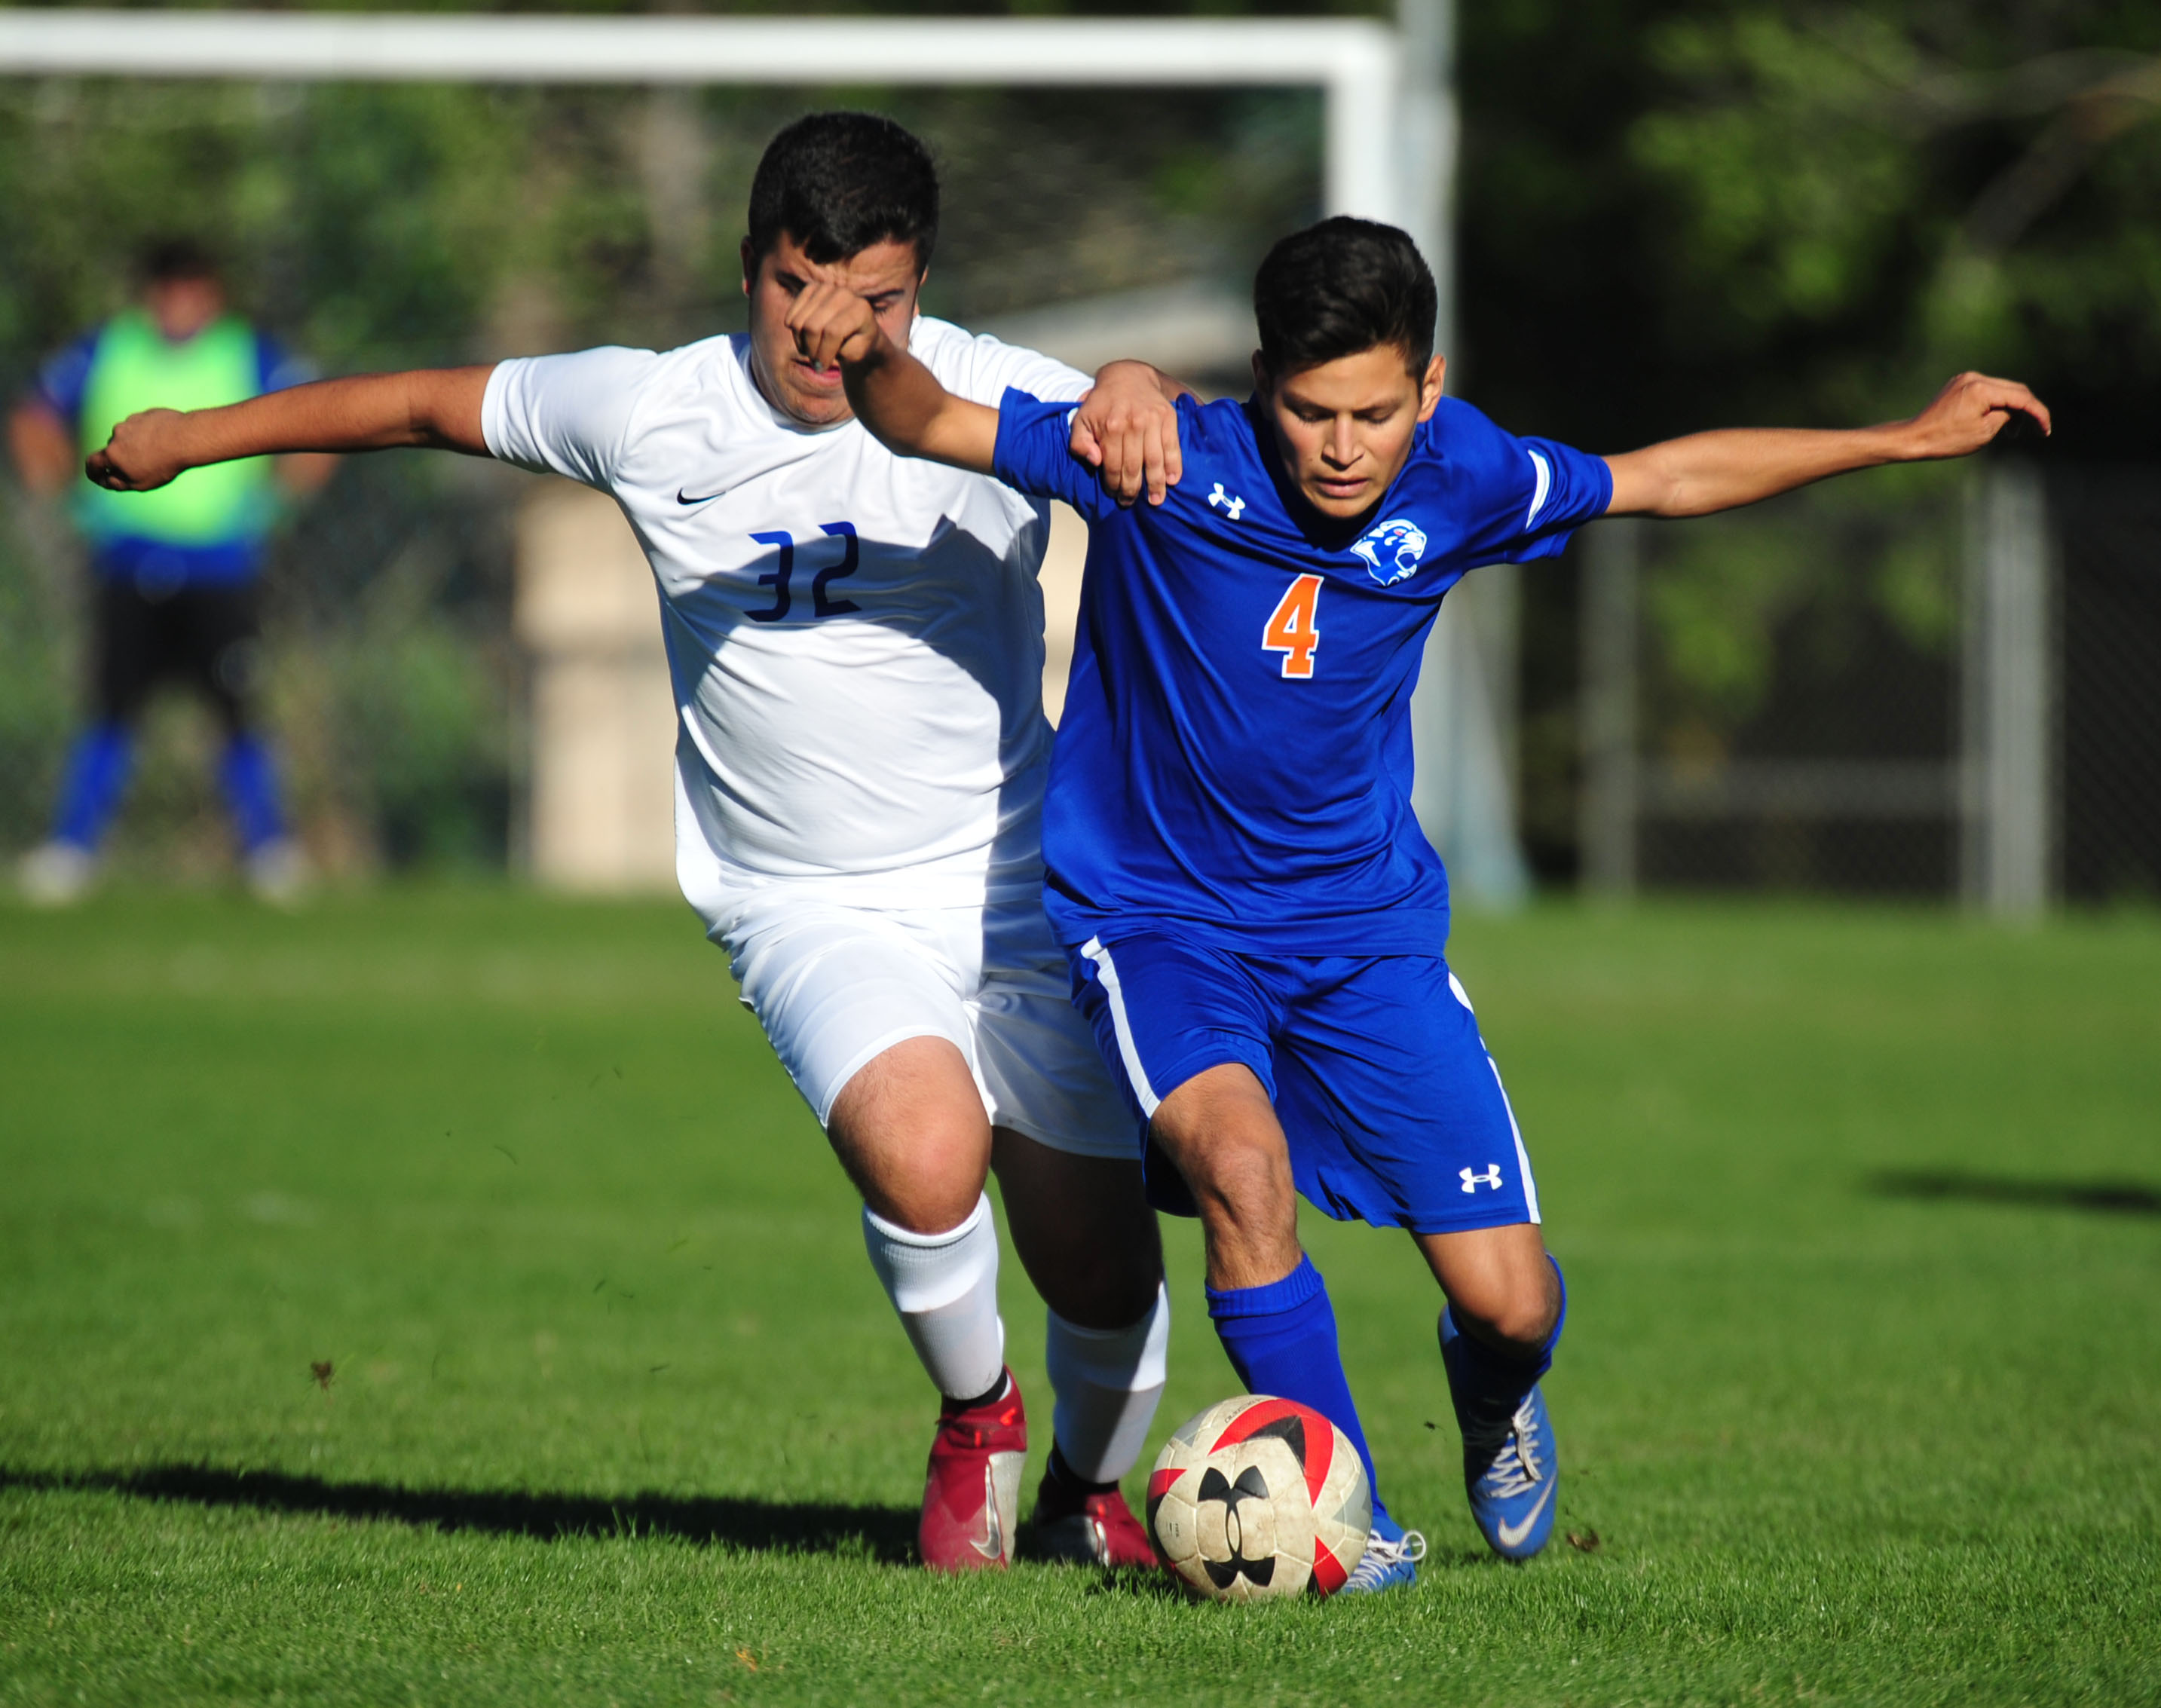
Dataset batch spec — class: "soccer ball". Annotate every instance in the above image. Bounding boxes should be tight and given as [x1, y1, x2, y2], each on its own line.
[1145, 1395, 1371, 1601]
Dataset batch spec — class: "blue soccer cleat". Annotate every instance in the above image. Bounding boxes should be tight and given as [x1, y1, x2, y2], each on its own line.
[1440, 1309, 1560, 1562]
[1339, 1506, 1427, 1595]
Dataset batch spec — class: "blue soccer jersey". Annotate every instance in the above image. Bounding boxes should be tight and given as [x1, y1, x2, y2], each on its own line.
[992, 390, 1612, 954]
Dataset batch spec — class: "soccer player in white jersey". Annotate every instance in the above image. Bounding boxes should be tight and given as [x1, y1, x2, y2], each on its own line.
[84, 113, 1192, 1573]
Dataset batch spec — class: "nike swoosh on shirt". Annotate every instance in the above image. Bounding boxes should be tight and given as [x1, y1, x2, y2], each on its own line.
[675, 486, 724, 505]
[1495, 1478, 1556, 1551]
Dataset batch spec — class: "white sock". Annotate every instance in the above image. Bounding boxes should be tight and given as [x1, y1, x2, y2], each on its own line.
[1044, 1282, 1171, 1483]
[862, 1194, 1006, 1403]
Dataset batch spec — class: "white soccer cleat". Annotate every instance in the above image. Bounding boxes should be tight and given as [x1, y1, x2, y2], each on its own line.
[19, 840, 96, 908]
[245, 839, 310, 908]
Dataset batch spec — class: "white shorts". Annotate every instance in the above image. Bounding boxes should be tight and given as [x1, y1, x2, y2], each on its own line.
[712, 886, 1137, 1159]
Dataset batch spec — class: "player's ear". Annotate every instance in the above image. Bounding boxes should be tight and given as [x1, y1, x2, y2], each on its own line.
[739, 236, 758, 298]
[1250, 350, 1272, 399]
[1416, 354, 1446, 422]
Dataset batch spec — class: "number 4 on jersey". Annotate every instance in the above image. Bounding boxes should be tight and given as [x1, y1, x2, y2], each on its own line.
[1263, 574, 1323, 679]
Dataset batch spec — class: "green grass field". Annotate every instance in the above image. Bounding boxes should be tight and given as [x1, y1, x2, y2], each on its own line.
[2, 890, 2156, 1705]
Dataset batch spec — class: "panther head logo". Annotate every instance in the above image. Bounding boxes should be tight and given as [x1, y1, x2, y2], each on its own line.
[1349, 517, 1428, 586]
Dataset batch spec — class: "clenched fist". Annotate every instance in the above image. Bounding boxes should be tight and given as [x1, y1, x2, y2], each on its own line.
[86, 409, 192, 493]
[786, 280, 888, 375]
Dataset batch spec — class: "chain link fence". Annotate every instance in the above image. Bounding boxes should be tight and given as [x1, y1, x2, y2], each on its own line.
[1550, 459, 2161, 908]
[2057, 468, 2161, 905]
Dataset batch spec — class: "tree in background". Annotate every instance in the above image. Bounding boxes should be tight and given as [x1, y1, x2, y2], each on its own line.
[1459, 0, 2161, 878]
[1459, 0, 2160, 446]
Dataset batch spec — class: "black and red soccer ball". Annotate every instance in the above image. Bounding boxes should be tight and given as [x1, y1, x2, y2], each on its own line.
[1145, 1395, 1371, 1601]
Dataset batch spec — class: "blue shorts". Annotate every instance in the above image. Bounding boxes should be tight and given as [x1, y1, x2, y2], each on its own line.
[1067, 929, 1541, 1236]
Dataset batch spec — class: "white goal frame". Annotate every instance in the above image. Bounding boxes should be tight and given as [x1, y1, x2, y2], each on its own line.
[0, 11, 1419, 241]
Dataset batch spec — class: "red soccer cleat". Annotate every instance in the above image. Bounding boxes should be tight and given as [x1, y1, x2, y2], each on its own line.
[918, 1368, 1028, 1572]
[1030, 1487, 1159, 1569]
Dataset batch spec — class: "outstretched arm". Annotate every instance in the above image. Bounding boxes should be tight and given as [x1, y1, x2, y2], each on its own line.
[85, 366, 494, 494]
[1605, 372, 2051, 518]
[787, 282, 998, 474]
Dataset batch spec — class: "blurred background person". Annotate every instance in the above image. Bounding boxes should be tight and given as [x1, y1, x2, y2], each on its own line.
[8, 237, 332, 905]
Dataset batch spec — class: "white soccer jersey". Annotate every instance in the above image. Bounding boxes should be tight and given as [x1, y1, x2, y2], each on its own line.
[483, 318, 1089, 915]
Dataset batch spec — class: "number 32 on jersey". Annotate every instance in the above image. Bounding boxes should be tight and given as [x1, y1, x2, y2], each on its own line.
[1263, 573, 1323, 680]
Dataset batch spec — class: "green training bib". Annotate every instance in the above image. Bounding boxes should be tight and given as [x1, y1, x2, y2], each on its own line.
[75, 309, 275, 547]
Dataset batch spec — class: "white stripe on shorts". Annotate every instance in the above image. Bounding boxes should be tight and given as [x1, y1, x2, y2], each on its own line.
[1450, 969, 1541, 1225]
[1489, 1058, 1542, 1225]
[1079, 935, 1160, 1118]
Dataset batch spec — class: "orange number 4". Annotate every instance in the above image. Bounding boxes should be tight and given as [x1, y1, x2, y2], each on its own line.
[1262, 573, 1323, 679]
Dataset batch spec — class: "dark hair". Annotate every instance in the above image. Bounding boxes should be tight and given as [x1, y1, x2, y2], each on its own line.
[1253, 217, 1436, 375]
[140, 237, 220, 285]
[745, 112, 939, 271]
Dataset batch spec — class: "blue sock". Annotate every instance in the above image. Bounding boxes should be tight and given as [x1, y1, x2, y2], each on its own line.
[1440, 1253, 1567, 1430]
[219, 733, 286, 853]
[51, 724, 133, 850]
[1206, 1253, 1391, 1529]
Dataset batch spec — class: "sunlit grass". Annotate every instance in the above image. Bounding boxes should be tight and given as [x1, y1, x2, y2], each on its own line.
[2, 891, 2156, 1703]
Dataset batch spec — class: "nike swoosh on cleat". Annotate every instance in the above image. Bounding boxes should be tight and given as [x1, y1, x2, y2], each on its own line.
[1495, 1479, 1556, 1552]
[971, 1464, 1006, 1561]
[676, 487, 723, 505]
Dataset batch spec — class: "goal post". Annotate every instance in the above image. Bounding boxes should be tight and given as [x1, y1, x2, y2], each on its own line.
[0, 9, 1406, 227]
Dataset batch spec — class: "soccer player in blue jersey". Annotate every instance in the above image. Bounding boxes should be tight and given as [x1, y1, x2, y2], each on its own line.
[789, 218, 2048, 1590]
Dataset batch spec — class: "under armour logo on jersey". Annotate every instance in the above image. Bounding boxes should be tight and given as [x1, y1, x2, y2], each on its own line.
[1208, 483, 1247, 521]
[1460, 1165, 1502, 1194]
[1350, 517, 1429, 586]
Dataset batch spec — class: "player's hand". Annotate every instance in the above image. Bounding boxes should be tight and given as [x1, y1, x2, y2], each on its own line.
[86, 408, 191, 492]
[786, 280, 885, 375]
[1071, 360, 1184, 507]
[1899, 372, 2052, 461]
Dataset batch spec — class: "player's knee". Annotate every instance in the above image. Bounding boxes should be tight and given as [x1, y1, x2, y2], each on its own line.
[848, 1137, 990, 1235]
[1025, 1189, 1163, 1325]
[1450, 1272, 1559, 1356]
[1186, 1136, 1292, 1223]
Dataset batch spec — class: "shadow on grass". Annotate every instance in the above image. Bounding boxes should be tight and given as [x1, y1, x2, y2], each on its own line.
[1081, 1544, 1511, 1604]
[1866, 1169, 2161, 1217]
[0, 1464, 917, 1563]
[1085, 1565, 1189, 1602]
